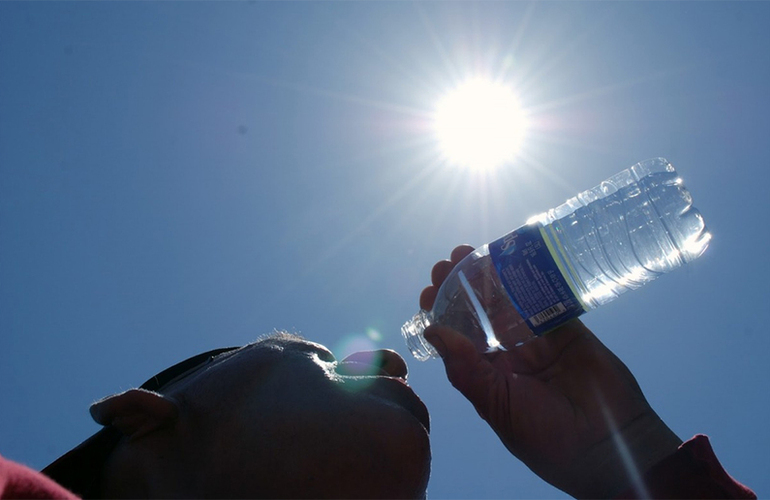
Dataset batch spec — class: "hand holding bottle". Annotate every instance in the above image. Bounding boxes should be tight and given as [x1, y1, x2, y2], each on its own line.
[421, 245, 683, 498]
[403, 158, 710, 361]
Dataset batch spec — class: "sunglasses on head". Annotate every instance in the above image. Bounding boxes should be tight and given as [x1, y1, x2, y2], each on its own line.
[139, 346, 240, 393]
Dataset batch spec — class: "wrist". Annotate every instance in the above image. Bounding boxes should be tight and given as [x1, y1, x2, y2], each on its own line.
[569, 412, 682, 499]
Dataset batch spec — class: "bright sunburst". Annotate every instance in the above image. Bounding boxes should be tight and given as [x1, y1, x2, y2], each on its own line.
[434, 78, 529, 172]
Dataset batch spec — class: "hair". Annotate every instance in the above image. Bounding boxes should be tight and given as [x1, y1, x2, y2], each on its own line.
[252, 329, 306, 345]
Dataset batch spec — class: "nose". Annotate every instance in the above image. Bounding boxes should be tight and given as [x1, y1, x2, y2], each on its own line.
[338, 349, 409, 379]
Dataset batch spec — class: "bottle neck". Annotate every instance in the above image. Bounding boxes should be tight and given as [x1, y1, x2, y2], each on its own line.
[401, 310, 438, 361]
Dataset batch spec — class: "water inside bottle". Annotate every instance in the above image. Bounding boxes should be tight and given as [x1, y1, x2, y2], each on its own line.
[544, 169, 710, 308]
[431, 250, 537, 353]
[403, 159, 710, 360]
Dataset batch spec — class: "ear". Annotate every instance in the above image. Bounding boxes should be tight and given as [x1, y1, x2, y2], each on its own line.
[89, 388, 179, 440]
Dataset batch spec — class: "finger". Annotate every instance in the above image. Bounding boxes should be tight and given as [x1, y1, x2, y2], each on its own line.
[419, 286, 438, 311]
[544, 318, 594, 352]
[450, 245, 475, 264]
[428, 246, 474, 291]
[431, 260, 455, 287]
[423, 325, 498, 419]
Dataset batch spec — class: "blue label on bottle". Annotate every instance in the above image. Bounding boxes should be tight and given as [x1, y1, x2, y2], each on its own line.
[489, 224, 585, 335]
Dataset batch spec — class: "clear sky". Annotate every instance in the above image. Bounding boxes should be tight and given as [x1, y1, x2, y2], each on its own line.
[1, 2, 768, 498]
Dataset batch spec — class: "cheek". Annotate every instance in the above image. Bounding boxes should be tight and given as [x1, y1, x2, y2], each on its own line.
[316, 405, 432, 495]
[204, 392, 432, 498]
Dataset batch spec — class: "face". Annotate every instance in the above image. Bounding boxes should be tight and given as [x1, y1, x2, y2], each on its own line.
[105, 334, 432, 499]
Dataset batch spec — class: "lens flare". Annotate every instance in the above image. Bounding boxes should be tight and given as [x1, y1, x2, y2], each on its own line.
[365, 327, 383, 342]
[333, 325, 390, 386]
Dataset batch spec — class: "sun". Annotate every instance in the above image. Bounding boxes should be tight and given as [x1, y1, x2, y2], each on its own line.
[433, 78, 528, 172]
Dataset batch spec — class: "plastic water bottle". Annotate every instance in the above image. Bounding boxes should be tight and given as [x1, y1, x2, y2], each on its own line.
[402, 158, 711, 361]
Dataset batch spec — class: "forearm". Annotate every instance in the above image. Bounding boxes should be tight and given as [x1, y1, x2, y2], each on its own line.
[566, 412, 682, 499]
[615, 435, 757, 499]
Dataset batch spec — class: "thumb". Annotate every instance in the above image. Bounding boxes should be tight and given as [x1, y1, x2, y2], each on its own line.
[424, 325, 499, 420]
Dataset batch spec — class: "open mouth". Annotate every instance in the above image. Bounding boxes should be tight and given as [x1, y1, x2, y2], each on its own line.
[366, 377, 431, 433]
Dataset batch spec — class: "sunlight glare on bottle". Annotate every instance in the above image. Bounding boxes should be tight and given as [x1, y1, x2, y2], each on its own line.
[433, 78, 528, 172]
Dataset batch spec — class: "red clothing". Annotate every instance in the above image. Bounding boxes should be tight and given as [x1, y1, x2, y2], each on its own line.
[1, 435, 757, 499]
[0, 455, 78, 500]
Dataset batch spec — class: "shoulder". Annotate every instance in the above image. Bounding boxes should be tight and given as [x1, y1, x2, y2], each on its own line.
[0, 454, 79, 499]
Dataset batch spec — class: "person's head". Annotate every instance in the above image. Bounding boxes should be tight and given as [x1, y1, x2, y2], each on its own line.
[46, 332, 431, 498]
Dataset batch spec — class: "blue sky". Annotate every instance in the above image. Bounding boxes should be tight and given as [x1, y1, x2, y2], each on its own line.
[1, 2, 768, 498]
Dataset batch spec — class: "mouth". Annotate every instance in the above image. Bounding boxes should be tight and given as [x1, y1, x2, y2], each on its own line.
[366, 377, 431, 433]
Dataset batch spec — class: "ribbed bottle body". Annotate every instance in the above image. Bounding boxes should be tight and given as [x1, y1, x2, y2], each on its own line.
[536, 158, 710, 309]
